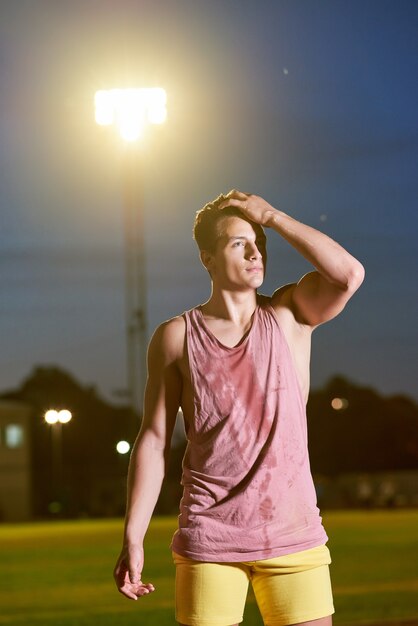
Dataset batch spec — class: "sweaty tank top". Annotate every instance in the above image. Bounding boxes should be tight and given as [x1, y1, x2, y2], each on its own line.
[171, 296, 327, 562]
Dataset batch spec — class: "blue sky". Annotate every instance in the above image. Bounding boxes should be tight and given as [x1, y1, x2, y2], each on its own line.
[1, 0, 417, 402]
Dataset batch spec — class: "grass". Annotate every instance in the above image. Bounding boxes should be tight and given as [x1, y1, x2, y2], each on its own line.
[0, 510, 417, 625]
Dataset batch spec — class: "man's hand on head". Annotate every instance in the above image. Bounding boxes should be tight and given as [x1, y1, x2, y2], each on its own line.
[219, 190, 277, 227]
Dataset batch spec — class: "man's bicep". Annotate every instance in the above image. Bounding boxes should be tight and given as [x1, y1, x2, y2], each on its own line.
[291, 270, 359, 327]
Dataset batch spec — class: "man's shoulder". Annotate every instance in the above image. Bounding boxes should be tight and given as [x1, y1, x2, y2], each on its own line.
[268, 284, 314, 336]
[150, 314, 186, 361]
[258, 286, 295, 316]
[271, 283, 296, 306]
[154, 314, 186, 341]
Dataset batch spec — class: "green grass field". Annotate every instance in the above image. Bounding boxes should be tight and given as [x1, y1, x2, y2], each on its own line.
[1, 510, 417, 625]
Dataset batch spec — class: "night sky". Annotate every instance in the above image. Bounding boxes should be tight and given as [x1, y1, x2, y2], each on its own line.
[1, 0, 417, 403]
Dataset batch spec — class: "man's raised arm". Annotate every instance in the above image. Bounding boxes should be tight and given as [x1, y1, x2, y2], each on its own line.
[220, 190, 365, 327]
[113, 318, 183, 600]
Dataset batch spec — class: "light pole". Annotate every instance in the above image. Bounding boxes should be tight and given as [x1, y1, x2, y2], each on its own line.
[94, 88, 167, 418]
[44, 409, 72, 511]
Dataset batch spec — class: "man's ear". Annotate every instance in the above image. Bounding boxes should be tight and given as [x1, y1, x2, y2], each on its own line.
[200, 250, 214, 275]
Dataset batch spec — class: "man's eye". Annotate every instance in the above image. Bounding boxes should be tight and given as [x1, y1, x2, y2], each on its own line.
[233, 241, 244, 247]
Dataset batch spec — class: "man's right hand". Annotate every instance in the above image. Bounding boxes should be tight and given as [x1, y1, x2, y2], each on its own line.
[113, 544, 155, 601]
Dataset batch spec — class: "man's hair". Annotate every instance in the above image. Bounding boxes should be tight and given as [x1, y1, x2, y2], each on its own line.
[193, 193, 247, 252]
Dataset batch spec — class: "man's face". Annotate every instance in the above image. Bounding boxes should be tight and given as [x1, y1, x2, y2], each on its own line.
[203, 216, 267, 290]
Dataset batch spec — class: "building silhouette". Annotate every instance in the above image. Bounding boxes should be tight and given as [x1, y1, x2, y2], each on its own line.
[0, 400, 32, 521]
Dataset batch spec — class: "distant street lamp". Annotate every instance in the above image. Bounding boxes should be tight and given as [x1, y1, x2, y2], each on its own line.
[94, 87, 167, 418]
[116, 440, 131, 455]
[44, 409, 73, 511]
[45, 409, 72, 424]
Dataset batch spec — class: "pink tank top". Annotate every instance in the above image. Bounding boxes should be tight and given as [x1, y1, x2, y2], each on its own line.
[171, 296, 328, 561]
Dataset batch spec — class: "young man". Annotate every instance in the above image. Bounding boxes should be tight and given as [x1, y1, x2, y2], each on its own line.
[114, 190, 365, 626]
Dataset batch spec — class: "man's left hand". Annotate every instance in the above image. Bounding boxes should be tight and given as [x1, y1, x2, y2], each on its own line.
[219, 190, 276, 226]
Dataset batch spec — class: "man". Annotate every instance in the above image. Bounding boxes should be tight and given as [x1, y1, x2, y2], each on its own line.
[114, 190, 365, 626]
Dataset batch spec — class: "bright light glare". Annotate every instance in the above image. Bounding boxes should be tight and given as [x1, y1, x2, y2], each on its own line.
[94, 88, 167, 142]
[58, 409, 72, 424]
[116, 440, 131, 455]
[45, 410, 59, 424]
[44, 409, 72, 424]
[94, 90, 115, 125]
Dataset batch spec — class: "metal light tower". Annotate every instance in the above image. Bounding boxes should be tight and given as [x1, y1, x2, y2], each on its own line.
[94, 88, 167, 417]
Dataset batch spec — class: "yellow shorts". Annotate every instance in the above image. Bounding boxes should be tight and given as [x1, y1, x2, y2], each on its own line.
[173, 544, 334, 626]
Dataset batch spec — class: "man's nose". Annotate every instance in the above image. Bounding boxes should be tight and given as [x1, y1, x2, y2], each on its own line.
[246, 243, 262, 260]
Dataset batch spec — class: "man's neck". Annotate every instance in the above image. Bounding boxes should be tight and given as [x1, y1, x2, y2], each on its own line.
[201, 288, 258, 324]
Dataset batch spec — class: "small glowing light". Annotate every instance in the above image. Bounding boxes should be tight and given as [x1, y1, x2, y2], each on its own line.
[116, 440, 131, 455]
[283, 68, 289, 75]
[320, 214, 327, 222]
[331, 397, 349, 410]
[94, 88, 167, 141]
[45, 410, 59, 424]
[58, 409, 72, 424]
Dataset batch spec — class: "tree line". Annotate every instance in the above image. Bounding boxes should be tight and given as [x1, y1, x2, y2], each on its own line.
[1, 367, 417, 518]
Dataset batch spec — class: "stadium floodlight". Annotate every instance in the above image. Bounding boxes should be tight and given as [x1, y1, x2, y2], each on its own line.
[94, 88, 167, 142]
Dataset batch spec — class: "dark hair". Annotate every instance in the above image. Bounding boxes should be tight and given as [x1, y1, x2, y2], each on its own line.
[193, 194, 247, 252]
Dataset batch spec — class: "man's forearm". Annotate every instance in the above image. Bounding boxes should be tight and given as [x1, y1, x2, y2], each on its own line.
[266, 209, 364, 290]
[123, 431, 166, 546]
